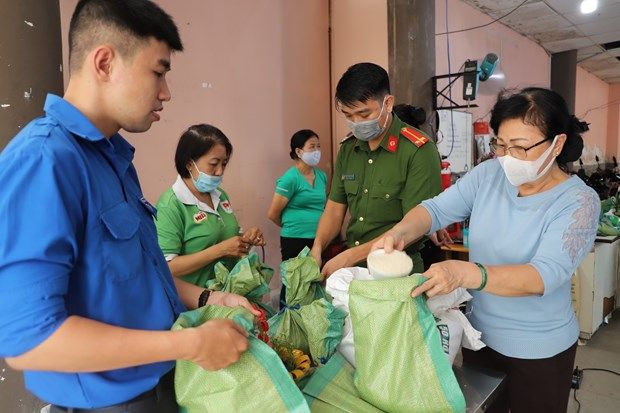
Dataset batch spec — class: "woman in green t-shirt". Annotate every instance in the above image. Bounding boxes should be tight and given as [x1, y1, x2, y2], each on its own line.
[267, 129, 327, 302]
[156, 124, 266, 288]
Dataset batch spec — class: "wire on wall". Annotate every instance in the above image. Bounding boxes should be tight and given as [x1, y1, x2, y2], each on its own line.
[435, 0, 529, 36]
[579, 99, 620, 118]
[445, 0, 455, 158]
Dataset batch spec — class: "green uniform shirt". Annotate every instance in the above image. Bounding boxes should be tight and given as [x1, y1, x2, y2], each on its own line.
[329, 114, 442, 271]
[155, 177, 240, 288]
[275, 166, 327, 239]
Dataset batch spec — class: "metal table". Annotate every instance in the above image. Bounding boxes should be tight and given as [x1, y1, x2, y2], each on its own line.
[454, 363, 506, 412]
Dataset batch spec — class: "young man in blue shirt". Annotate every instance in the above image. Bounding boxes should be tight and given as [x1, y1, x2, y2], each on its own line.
[0, 1, 256, 411]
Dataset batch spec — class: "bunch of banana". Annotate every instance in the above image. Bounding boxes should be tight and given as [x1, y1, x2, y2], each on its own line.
[289, 349, 312, 380]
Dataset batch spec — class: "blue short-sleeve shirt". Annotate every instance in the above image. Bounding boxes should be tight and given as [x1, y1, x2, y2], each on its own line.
[0, 94, 186, 408]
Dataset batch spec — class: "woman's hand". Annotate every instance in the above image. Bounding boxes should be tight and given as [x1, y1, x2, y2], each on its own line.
[207, 291, 261, 316]
[242, 227, 266, 246]
[217, 236, 251, 258]
[411, 260, 465, 298]
[430, 228, 453, 247]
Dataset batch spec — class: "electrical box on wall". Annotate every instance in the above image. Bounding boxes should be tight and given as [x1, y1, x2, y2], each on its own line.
[462, 60, 479, 101]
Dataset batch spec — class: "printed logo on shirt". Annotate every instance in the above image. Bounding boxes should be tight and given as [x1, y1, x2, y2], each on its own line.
[220, 200, 233, 214]
[193, 211, 207, 223]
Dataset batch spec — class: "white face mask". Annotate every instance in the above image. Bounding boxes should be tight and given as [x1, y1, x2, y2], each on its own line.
[497, 136, 558, 187]
[300, 150, 321, 166]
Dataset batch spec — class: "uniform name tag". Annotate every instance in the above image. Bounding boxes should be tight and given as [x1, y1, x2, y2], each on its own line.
[341, 174, 355, 181]
[193, 211, 207, 223]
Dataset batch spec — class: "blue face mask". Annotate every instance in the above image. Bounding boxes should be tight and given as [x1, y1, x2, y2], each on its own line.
[190, 160, 222, 193]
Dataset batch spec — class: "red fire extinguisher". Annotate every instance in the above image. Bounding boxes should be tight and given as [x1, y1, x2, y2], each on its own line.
[441, 160, 452, 190]
[474, 120, 492, 163]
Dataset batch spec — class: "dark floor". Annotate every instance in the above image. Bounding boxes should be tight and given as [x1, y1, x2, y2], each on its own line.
[567, 311, 620, 412]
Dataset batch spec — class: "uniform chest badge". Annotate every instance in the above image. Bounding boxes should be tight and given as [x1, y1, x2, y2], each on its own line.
[387, 135, 398, 153]
[193, 211, 208, 223]
[220, 201, 233, 214]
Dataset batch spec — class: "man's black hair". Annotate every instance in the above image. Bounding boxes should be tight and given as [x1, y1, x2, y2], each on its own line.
[335, 62, 390, 107]
[393, 104, 426, 129]
[69, 0, 183, 71]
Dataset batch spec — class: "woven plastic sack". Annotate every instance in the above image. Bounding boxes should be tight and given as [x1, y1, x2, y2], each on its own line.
[207, 252, 276, 316]
[280, 247, 327, 305]
[349, 276, 466, 413]
[172, 305, 310, 413]
[598, 196, 620, 236]
[428, 288, 485, 363]
[325, 267, 373, 367]
[269, 247, 345, 365]
[303, 353, 382, 413]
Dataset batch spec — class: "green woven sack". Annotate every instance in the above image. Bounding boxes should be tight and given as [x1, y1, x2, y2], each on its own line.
[172, 305, 310, 413]
[207, 252, 276, 316]
[349, 276, 466, 413]
[280, 247, 327, 305]
[598, 196, 620, 236]
[269, 298, 346, 366]
[268, 247, 345, 365]
[303, 352, 383, 413]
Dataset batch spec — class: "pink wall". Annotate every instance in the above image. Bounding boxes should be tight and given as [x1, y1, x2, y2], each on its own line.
[435, 0, 551, 123]
[329, 0, 388, 155]
[59, 1, 331, 272]
[608, 84, 620, 162]
[576, 66, 611, 165]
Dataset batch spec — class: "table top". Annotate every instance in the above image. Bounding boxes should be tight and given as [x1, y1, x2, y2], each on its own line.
[440, 243, 469, 253]
[595, 235, 619, 243]
[454, 363, 505, 412]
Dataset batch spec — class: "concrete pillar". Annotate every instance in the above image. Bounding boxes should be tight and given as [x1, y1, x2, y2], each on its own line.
[387, 0, 435, 135]
[550, 50, 577, 114]
[0, 0, 63, 150]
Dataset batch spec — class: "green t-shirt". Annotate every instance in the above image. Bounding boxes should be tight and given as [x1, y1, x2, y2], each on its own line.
[275, 166, 327, 239]
[155, 186, 240, 288]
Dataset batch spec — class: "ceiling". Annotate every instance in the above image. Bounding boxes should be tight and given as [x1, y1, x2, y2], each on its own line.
[462, 0, 620, 83]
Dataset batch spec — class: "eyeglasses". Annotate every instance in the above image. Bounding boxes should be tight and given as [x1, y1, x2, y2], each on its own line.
[490, 137, 551, 160]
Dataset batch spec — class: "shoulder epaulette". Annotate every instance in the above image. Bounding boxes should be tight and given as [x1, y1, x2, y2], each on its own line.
[401, 127, 429, 148]
[340, 132, 355, 144]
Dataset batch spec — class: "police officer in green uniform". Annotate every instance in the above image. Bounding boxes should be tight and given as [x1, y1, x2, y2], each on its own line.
[310, 63, 442, 276]
[156, 124, 266, 288]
